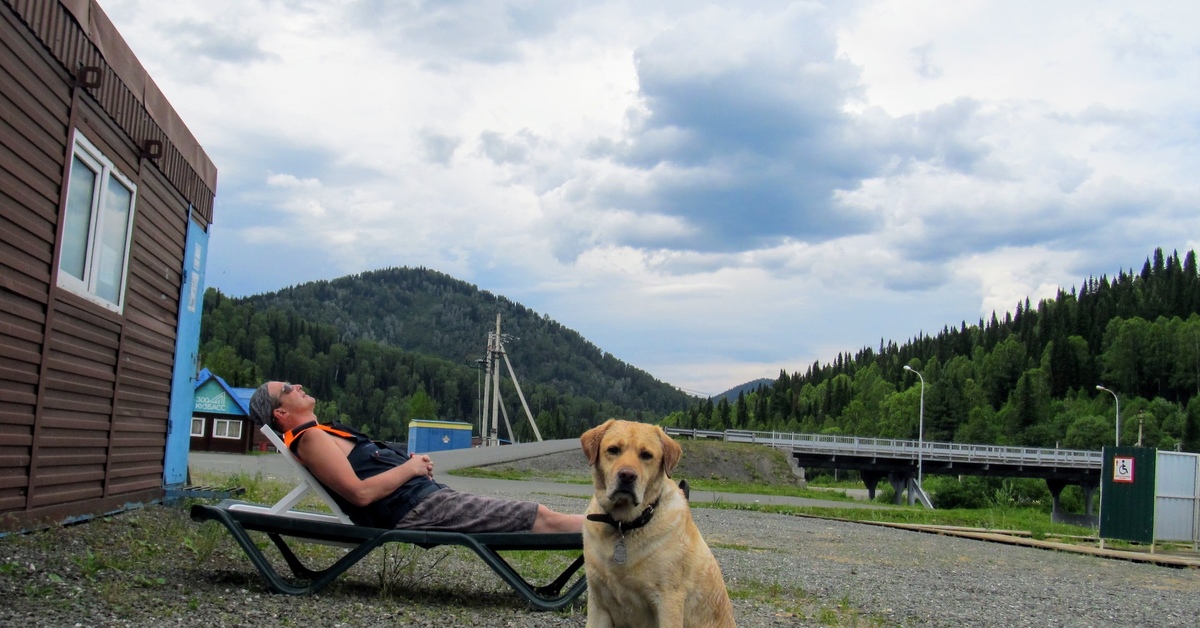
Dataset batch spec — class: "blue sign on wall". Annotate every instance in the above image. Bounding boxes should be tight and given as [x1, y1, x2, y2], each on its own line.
[192, 379, 247, 415]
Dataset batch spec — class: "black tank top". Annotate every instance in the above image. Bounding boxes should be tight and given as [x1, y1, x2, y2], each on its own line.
[284, 421, 445, 528]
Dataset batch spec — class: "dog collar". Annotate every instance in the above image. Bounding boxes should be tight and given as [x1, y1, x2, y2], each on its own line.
[587, 497, 661, 533]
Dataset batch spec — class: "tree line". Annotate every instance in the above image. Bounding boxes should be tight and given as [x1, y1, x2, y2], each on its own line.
[667, 248, 1200, 453]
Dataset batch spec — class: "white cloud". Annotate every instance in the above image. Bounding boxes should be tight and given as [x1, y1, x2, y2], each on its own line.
[100, 0, 1200, 393]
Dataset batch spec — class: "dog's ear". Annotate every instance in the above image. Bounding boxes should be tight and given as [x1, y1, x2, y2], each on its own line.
[659, 428, 682, 475]
[580, 419, 615, 466]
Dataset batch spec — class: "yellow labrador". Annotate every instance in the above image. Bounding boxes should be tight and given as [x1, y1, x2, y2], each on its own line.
[580, 419, 735, 628]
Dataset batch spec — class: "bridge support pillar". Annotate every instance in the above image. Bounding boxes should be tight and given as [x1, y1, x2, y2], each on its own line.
[861, 470, 885, 500]
[1047, 479, 1067, 516]
[1083, 482, 1098, 516]
[888, 472, 914, 505]
[1046, 478, 1101, 527]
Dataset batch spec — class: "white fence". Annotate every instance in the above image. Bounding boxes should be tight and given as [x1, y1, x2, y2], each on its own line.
[663, 428, 1102, 469]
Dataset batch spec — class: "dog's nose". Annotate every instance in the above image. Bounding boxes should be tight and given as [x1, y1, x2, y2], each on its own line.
[617, 468, 638, 486]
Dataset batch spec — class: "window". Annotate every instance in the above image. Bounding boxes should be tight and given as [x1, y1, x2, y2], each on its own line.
[190, 417, 205, 437]
[57, 132, 137, 313]
[213, 418, 243, 440]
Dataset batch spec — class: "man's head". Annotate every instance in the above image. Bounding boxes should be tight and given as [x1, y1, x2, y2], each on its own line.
[249, 381, 311, 430]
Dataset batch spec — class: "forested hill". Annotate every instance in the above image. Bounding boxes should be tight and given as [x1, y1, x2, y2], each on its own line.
[671, 248, 1200, 453]
[199, 267, 692, 441]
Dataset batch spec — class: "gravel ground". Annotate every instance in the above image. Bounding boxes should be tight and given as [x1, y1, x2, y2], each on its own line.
[4, 454, 1200, 627]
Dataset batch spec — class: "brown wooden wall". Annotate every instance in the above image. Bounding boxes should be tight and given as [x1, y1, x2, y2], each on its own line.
[0, 1, 216, 530]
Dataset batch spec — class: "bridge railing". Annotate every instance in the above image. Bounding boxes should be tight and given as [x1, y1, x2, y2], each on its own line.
[663, 428, 1102, 469]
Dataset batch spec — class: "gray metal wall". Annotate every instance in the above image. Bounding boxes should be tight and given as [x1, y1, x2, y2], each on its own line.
[1155, 451, 1200, 545]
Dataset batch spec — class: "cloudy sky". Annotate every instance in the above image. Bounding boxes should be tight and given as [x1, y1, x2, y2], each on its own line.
[102, 0, 1200, 396]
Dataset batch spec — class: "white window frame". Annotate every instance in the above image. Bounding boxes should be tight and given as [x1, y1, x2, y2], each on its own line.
[190, 416, 205, 437]
[212, 418, 243, 440]
[56, 131, 138, 314]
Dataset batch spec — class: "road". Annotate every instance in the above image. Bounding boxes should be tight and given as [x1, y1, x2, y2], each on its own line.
[187, 438, 880, 509]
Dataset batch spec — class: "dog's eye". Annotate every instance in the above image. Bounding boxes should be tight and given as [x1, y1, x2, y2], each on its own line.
[639, 451, 653, 461]
[606, 445, 620, 455]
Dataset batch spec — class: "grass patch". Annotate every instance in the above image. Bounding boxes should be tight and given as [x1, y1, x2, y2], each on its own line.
[189, 469, 333, 512]
[727, 580, 888, 626]
[685, 478, 857, 501]
[805, 477, 868, 489]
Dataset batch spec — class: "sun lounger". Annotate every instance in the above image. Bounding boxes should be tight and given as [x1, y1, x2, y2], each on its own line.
[189, 425, 586, 610]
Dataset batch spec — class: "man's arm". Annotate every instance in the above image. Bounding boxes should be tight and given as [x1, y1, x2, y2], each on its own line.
[295, 429, 434, 507]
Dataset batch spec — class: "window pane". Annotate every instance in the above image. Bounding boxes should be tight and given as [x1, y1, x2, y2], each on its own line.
[229, 421, 242, 439]
[191, 418, 204, 436]
[95, 175, 133, 303]
[61, 156, 97, 281]
[214, 421, 227, 437]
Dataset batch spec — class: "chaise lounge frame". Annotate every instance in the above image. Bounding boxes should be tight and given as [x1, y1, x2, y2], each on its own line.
[189, 425, 587, 610]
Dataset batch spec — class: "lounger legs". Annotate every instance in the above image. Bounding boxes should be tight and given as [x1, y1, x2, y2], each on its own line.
[193, 504, 587, 610]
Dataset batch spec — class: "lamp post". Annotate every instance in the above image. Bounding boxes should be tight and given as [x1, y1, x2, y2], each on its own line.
[903, 365, 925, 487]
[1096, 385, 1120, 447]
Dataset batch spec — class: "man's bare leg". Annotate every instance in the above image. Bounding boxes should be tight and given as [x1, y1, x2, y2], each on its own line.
[531, 505, 586, 533]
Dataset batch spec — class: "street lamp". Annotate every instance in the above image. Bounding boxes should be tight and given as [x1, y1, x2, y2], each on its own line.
[1096, 385, 1120, 447]
[903, 365, 925, 487]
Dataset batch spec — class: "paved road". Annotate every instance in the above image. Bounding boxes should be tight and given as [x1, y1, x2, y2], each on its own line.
[188, 438, 879, 509]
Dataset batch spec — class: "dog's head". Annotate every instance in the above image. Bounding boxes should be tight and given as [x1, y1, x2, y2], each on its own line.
[580, 419, 682, 519]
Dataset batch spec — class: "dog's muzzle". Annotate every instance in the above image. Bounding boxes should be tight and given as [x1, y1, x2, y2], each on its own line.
[608, 467, 641, 505]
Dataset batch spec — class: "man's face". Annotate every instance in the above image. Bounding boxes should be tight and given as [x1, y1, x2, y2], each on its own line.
[269, 381, 315, 418]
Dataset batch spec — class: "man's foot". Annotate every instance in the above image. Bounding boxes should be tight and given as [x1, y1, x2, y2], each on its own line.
[678, 479, 690, 501]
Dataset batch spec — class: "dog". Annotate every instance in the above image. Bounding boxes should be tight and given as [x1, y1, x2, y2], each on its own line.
[580, 419, 735, 628]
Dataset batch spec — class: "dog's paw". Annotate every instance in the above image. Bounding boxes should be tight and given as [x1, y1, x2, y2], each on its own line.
[678, 478, 690, 501]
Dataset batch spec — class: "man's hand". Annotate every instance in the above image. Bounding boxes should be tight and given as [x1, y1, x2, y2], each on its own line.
[406, 453, 434, 479]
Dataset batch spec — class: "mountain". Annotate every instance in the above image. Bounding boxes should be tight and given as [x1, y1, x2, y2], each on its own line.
[713, 378, 774, 403]
[201, 267, 692, 439]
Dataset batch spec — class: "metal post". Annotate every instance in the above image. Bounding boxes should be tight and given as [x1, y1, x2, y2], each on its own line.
[490, 315, 502, 446]
[904, 365, 925, 487]
[1096, 385, 1120, 447]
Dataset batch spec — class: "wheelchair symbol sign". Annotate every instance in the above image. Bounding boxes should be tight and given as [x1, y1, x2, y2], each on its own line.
[1113, 456, 1134, 483]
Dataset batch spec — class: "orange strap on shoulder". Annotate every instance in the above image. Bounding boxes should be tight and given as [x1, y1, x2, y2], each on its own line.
[282, 421, 354, 452]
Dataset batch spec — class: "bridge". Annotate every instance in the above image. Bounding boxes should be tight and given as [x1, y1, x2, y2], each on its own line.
[663, 428, 1101, 523]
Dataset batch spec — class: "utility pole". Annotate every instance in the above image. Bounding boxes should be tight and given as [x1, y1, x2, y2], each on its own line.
[478, 313, 542, 446]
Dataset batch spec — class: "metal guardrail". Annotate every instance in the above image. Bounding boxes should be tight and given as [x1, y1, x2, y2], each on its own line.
[663, 428, 1103, 469]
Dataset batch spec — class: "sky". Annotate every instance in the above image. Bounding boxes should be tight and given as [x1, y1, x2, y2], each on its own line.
[100, 0, 1200, 397]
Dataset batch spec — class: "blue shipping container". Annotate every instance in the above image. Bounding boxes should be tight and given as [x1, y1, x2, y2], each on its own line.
[408, 420, 473, 454]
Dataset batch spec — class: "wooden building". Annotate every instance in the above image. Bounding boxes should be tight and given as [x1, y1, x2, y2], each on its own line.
[189, 369, 269, 454]
[1, 0, 217, 530]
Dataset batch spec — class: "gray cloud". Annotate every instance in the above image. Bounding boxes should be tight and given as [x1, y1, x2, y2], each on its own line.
[910, 41, 943, 79]
[890, 99, 994, 176]
[170, 18, 276, 65]
[478, 130, 540, 165]
[419, 129, 461, 166]
[344, 0, 572, 65]
[591, 42, 882, 251]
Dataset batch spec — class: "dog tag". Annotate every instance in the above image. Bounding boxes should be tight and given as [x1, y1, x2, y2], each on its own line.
[613, 538, 627, 564]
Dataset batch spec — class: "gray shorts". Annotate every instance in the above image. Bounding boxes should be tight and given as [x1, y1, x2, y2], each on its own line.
[394, 488, 539, 533]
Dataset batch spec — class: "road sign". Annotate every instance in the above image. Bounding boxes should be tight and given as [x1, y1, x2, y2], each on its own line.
[1113, 456, 1134, 483]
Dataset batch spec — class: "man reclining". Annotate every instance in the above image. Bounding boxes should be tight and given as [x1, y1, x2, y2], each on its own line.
[248, 381, 584, 534]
